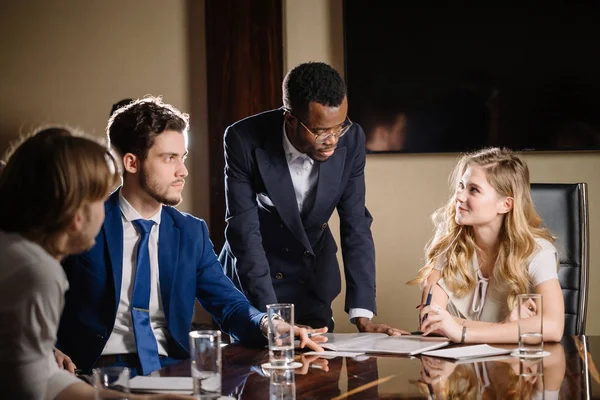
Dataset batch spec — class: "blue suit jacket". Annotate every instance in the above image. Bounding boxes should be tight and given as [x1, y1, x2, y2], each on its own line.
[219, 109, 376, 328]
[57, 190, 266, 372]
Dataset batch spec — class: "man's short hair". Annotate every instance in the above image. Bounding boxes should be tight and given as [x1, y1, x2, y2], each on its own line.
[0, 127, 119, 245]
[110, 98, 134, 117]
[282, 62, 347, 118]
[107, 96, 189, 160]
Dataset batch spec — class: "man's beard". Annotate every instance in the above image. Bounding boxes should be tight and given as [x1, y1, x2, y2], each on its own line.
[139, 165, 182, 207]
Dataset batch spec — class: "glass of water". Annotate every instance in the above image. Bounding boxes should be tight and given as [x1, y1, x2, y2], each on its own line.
[518, 293, 544, 356]
[266, 303, 295, 367]
[519, 357, 544, 395]
[189, 330, 222, 399]
[270, 369, 296, 400]
[93, 366, 130, 400]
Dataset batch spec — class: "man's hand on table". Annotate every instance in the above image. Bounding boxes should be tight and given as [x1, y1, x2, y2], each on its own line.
[354, 317, 410, 336]
[294, 325, 328, 352]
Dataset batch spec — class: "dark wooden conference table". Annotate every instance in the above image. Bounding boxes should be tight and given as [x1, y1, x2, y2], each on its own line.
[160, 335, 600, 399]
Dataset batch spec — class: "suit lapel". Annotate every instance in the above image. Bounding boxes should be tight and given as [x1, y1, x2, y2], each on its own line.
[104, 190, 124, 314]
[304, 147, 346, 227]
[256, 132, 312, 252]
[158, 209, 180, 321]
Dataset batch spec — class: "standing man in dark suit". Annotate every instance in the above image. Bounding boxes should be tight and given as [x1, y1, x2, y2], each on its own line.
[56, 96, 324, 376]
[220, 62, 407, 334]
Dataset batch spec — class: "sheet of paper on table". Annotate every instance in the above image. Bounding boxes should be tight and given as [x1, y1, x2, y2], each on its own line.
[304, 350, 365, 358]
[319, 333, 449, 356]
[129, 376, 193, 394]
[422, 344, 513, 361]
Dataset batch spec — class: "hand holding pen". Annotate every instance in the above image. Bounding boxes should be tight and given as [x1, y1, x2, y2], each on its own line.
[421, 285, 435, 324]
[274, 323, 328, 351]
[279, 331, 325, 340]
[416, 284, 444, 335]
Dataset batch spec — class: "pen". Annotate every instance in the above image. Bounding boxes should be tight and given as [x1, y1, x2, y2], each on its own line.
[423, 367, 436, 399]
[280, 332, 324, 340]
[421, 285, 434, 325]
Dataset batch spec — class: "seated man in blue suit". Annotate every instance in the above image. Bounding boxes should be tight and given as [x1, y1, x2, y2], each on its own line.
[56, 96, 324, 376]
[220, 62, 409, 334]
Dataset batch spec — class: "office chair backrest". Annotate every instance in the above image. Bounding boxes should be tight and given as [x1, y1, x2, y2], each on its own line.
[530, 183, 589, 336]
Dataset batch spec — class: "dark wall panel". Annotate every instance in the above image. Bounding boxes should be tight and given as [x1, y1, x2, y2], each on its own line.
[205, 0, 283, 248]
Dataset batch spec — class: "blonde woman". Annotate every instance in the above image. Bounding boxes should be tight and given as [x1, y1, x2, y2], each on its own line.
[409, 148, 564, 343]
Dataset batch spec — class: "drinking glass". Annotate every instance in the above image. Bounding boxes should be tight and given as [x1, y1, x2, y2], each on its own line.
[93, 366, 129, 400]
[517, 294, 544, 356]
[189, 330, 222, 399]
[270, 369, 296, 400]
[266, 303, 295, 367]
[518, 357, 544, 396]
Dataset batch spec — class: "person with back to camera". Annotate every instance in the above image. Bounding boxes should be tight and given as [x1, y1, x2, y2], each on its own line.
[408, 147, 564, 343]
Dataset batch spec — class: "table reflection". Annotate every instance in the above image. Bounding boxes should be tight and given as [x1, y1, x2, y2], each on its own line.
[269, 370, 295, 400]
[160, 336, 599, 399]
[416, 342, 565, 399]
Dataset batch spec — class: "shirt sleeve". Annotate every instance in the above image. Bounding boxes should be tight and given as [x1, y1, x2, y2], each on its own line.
[528, 240, 559, 287]
[348, 308, 374, 323]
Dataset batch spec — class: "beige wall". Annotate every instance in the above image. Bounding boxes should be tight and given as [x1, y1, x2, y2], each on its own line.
[3, 0, 597, 334]
[283, 0, 600, 334]
[0, 0, 212, 324]
[0, 0, 211, 217]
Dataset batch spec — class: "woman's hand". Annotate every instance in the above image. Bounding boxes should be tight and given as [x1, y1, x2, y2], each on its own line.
[420, 355, 457, 385]
[506, 298, 537, 323]
[420, 303, 463, 343]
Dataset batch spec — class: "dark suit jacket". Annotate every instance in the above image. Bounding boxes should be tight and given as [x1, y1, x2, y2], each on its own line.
[219, 109, 376, 328]
[57, 190, 265, 372]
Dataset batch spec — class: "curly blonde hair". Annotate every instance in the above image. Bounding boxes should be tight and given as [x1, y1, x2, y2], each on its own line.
[408, 148, 553, 310]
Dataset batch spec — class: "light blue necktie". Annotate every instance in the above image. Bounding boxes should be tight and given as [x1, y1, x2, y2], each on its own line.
[131, 219, 162, 375]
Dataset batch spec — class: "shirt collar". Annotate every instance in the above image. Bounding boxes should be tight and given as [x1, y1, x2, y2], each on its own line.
[118, 190, 162, 225]
[282, 121, 314, 165]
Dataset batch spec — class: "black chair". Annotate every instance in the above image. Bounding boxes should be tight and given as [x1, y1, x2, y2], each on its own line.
[530, 183, 589, 335]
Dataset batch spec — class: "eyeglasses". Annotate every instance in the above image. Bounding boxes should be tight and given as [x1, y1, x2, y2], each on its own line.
[284, 108, 353, 144]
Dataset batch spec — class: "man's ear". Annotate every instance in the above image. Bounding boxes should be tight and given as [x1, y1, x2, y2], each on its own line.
[498, 196, 514, 215]
[283, 110, 296, 125]
[122, 153, 139, 174]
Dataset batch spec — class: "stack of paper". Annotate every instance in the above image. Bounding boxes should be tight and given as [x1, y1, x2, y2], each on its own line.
[319, 333, 449, 356]
[129, 376, 193, 394]
[421, 344, 513, 362]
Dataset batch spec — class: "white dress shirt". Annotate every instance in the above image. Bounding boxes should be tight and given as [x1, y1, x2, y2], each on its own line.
[282, 124, 373, 322]
[103, 192, 169, 356]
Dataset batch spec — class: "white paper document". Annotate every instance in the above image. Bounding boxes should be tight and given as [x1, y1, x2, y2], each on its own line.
[320, 333, 449, 355]
[422, 344, 513, 360]
[129, 376, 193, 394]
[304, 350, 365, 358]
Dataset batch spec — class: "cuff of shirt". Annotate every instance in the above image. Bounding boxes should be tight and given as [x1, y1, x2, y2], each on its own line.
[349, 308, 374, 324]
